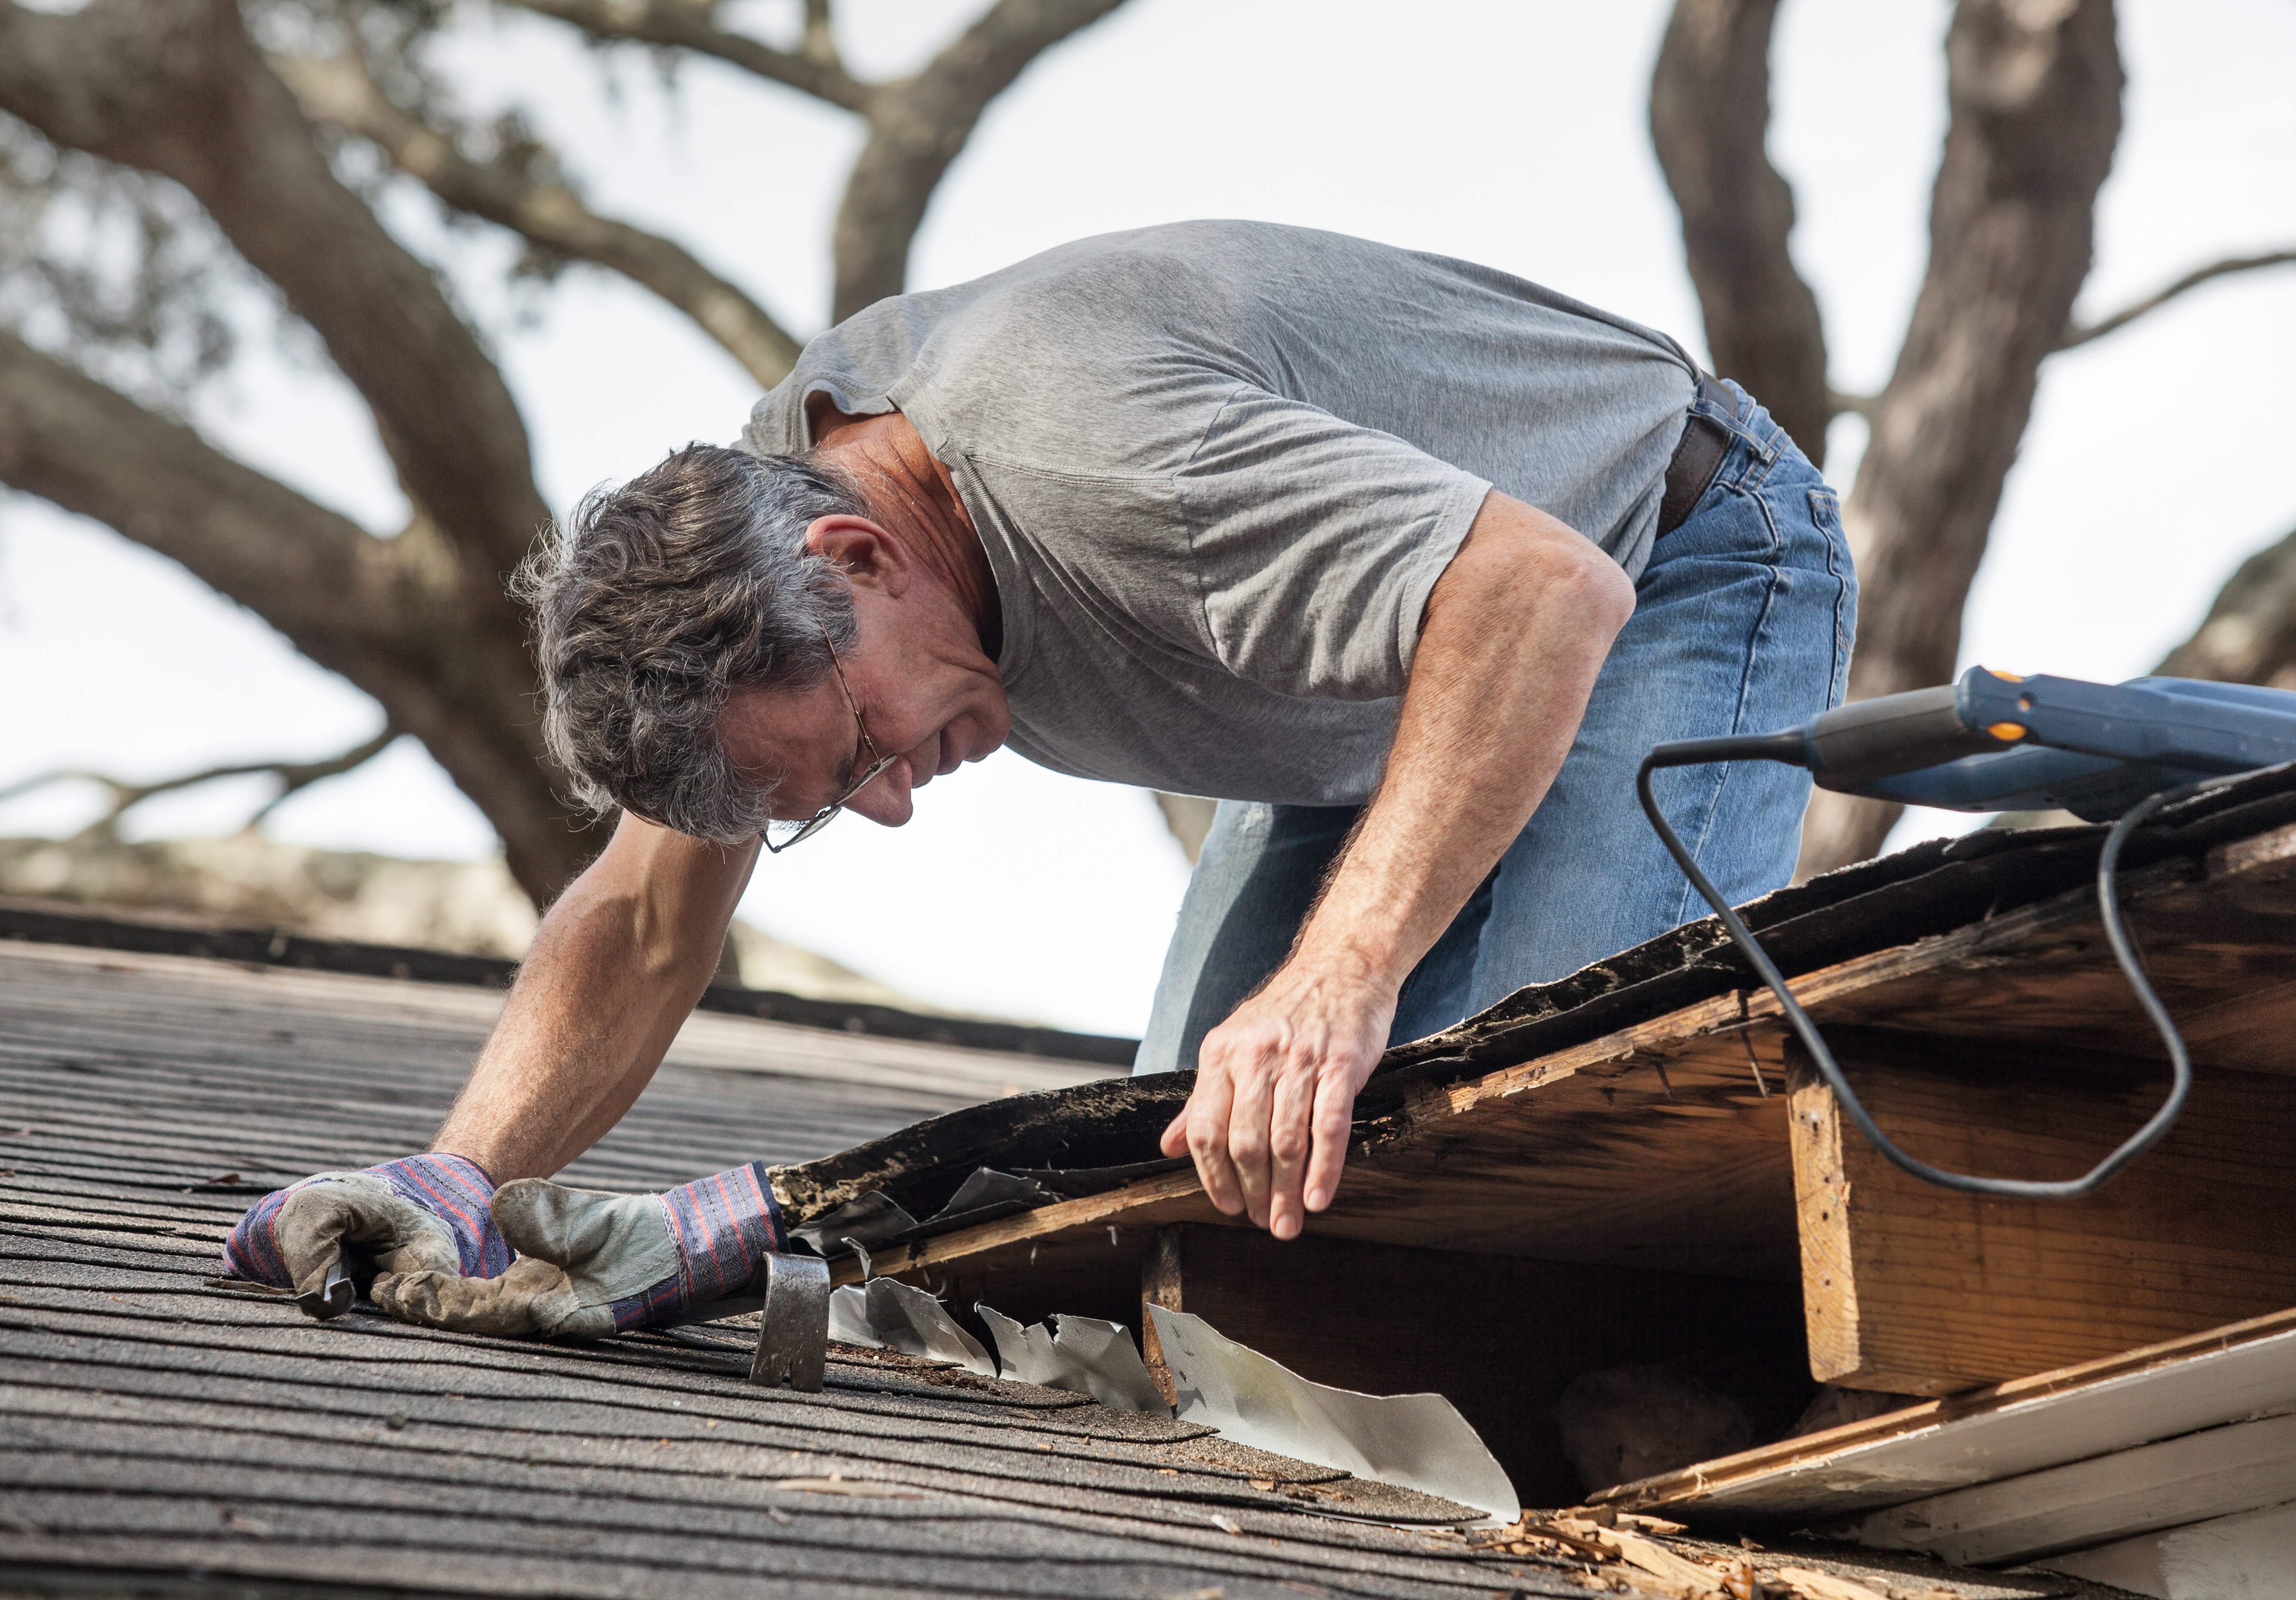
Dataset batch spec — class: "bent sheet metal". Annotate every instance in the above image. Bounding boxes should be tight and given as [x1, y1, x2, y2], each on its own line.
[1148, 1305, 1519, 1523]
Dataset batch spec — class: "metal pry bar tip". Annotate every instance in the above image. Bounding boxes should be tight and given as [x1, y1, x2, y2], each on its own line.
[296, 1251, 354, 1320]
[748, 1250, 830, 1392]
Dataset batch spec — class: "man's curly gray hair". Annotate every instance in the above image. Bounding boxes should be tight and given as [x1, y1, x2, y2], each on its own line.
[517, 443, 866, 843]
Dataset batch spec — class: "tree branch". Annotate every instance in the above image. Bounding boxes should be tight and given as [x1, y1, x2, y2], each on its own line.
[1650, 0, 1832, 464]
[802, 0, 843, 76]
[2058, 247, 2296, 350]
[1797, 0, 2122, 878]
[831, 0, 1127, 321]
[0, 0, 551, 579]
[0, 326, 592, 901]
[494, 0, 1128, 326]
[498, 0, 871, 112]
[2152, 523, 2296, 690]
[0, 721, 403, 838]
[271, 52, 803, 388]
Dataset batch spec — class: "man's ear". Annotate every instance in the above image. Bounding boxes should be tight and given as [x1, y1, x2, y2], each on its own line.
[804, 516, 912, 597]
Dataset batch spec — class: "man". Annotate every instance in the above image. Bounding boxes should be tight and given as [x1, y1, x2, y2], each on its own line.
[226, 222, 1854, 1336]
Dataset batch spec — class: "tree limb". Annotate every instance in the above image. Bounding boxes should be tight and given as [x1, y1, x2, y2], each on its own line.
[493, 0, 1129, 326]
[0, 0, 551, 578]
[2152, 523, 2296, 690]
[831, 0, 1127, 322]
[0, 721, 403, 838]
[0, 326, 594, 901]
[1650, 0, 1832, 464]
[271, 52, 803, 387]
[1797, 0, 2123, 878]
[499, 0, 871, 111]
[2058, 247, 2296, 350]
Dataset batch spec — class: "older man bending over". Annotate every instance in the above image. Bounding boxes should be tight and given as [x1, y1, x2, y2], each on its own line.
[225, 221, 1854, 1336]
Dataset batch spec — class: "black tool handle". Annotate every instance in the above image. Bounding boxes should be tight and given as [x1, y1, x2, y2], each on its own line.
[1805, 684, 2012, 788]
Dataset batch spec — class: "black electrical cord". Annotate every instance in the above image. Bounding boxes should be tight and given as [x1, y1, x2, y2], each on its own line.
[1636, 743, 2193, 1198]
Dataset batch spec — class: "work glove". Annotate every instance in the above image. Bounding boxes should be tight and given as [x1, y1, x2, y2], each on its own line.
[222, 1153, 511, 1315]
[373, 1160, 784, 1341]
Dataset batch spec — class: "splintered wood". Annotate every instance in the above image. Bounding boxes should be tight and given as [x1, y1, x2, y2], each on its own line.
[1472, 1515, 1963, 1600]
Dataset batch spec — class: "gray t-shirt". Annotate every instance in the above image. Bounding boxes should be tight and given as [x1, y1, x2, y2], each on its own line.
[742, 221, 1695, 806]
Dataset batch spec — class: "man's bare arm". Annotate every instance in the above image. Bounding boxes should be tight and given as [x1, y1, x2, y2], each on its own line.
[432, 813, 761, 1181]
[1160, 489, 1637, 1238]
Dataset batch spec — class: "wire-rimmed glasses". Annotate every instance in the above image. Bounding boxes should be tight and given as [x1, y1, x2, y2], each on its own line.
[761, 626, 897, 854]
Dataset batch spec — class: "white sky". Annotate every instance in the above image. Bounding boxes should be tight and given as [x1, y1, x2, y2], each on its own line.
[2, 0, 2292, 1033]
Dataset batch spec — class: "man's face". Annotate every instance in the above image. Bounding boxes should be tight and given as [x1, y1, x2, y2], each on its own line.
[716, 582, 1010, 830]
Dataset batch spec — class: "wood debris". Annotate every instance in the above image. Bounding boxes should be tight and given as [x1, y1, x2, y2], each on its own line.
[1474, 1515, 1970, 1600]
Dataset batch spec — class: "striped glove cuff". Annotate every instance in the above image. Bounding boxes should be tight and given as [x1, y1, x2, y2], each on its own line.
[224, 1153, 513, 1287]
[607, 1160, 784, 1331]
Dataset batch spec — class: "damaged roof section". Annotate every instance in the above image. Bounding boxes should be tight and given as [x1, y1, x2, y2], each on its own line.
[771, 764, 2296, 1235]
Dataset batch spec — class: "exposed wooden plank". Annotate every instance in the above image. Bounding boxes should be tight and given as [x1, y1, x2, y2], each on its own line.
[1787, 1032, 2296, 1393]
[833, 1171, 1216, 1288]
[2042, 1499, 2296, 1600]
[1840, 1410, 2296, 1565]
[1593, 1308, 2296, 1519]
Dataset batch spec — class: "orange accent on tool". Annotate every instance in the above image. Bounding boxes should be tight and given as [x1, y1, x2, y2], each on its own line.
[1988, 722, 2029, 741]
[1985, 668, 2027, 682]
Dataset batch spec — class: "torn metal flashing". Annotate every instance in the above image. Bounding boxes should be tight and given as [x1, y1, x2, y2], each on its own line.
[980, 1310, 1168, 1413]
[825, 1278, 997, 1376]
[1149, 1306, 1520, 1524]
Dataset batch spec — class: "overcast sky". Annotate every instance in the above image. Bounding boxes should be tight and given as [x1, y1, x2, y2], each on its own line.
[2, 0, 2292, 1033]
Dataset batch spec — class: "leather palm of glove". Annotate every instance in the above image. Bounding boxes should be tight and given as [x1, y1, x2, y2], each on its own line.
[223, 1154, 511, 1315]
[374, 1160, 784, 1341]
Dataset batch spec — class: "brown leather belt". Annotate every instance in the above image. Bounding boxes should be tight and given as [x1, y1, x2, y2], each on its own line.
[1656, 372, 1737, 538]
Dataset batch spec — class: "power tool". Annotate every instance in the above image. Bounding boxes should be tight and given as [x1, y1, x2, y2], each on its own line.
[1639, 667, 2296, 1200]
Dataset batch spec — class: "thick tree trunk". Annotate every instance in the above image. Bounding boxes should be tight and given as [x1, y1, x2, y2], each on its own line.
[0, 331, 596, 900]
[1795, 0, 2122, 878]
[1649, 0, 1832, 466]
[0, 0, 597, 902]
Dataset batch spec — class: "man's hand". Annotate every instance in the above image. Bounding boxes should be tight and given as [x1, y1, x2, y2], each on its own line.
[1158, 490, 1636, 1238]
[223, 1153, 511, 1317]
[376, 1161, 784, 1340]
[1158, 956, 1394, 1240]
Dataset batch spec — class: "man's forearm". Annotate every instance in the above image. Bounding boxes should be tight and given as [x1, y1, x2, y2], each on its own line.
[1298, 493, 1637, 988]
[432, 816, 759, 1181]
[1164, 490, 1636, 1238]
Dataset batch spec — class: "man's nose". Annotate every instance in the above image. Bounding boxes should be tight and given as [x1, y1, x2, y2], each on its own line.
[844, 758, 915, 825]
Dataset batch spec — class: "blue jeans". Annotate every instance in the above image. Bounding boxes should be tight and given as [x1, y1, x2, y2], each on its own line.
[1133, 380, 1855, 1075]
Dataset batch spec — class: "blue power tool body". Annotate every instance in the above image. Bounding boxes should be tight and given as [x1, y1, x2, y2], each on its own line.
[1795, 667, 2296, 818]
[1637, 667, 2296, 1199]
